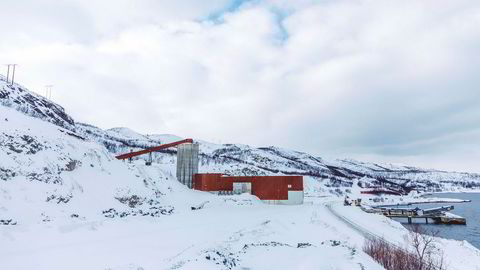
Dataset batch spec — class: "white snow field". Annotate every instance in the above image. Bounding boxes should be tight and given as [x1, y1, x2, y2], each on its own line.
[0, 104, 381, 269]
[2, 189, 480, 270]
[1, 80, 480, 269]
[1, 193, 386, 270]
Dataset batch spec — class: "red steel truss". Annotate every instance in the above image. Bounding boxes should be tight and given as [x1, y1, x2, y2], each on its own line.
[115, 138, 193, 160]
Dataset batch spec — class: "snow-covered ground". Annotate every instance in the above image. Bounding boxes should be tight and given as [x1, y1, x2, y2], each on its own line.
[0, 193, 384, 270]
[0, 103, 378, 269]
[2, 188, 480, 270]
[2, 79, 480, 269]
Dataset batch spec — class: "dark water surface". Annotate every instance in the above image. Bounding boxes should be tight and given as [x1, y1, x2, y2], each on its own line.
[393, 193, 480, 249]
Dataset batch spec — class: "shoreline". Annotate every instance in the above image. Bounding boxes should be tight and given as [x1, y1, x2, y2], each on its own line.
[408, 199, 471, 204]
[371, 200, 471, 208]
[366, 196, 471, 208]
[420, 190, 480, 195]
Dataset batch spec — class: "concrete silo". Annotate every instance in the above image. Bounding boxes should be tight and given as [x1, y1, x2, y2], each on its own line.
[176, 143, 199, 188]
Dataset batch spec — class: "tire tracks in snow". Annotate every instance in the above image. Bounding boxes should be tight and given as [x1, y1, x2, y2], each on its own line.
[325, 202, 396, 246]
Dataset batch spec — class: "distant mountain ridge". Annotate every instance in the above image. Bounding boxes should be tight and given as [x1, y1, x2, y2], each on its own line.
[2, 78, 480, 196]
[77, 124, 480, 193]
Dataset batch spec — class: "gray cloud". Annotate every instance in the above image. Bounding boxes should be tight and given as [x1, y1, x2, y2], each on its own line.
[1, 0, 480, 172]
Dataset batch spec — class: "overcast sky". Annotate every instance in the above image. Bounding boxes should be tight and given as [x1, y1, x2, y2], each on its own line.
[1, 0, 480, 172]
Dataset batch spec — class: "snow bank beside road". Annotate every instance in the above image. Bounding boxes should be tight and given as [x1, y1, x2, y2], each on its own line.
[0, 196, 384, 270]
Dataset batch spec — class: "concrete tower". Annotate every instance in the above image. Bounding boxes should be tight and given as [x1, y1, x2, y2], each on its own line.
[176, 143, 199, 188]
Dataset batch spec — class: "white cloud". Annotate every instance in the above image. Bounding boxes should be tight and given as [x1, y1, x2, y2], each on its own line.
[2, 0, 480, 172]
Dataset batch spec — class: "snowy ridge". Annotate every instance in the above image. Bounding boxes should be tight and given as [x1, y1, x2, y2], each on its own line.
[2, 80, 480, 270]
[1, 80, 479, 225]
[0, 103, 257, 225]
[2, 81, 480, 222]
[76, 123, 181, 157]
[0, 76, 466, 193]
[0, 75, 74, 130]
[79, 123, 480, 193]
[0, 105, 191, 225]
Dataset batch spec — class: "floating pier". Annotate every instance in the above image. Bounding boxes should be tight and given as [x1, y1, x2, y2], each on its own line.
[370, 205, 467, 225]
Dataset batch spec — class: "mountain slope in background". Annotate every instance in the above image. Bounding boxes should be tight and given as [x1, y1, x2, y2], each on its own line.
[1, 78, 480, 225]
[78, 123, 480, 193]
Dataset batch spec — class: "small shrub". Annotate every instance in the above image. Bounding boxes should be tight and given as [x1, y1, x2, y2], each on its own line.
[363, 232, 445, 270]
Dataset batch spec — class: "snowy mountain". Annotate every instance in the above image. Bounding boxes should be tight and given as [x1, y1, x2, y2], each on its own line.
[77, 122, 480, 194]
[2, 79, 480, 270]
[2, 78, 480, 225]
[0, 80, 261, 227]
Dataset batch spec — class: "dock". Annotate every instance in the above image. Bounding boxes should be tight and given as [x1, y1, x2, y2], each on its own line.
[368, 205, 467, 225]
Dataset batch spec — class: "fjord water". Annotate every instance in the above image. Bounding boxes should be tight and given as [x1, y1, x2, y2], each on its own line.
[399, 193, 480, 248]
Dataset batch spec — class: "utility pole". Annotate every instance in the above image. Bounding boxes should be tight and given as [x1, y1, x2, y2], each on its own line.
[5, 64, 11, 83]
[5, 64, 15, 84]
[10, 64, 17, 85]
[45, 85, 53, 99]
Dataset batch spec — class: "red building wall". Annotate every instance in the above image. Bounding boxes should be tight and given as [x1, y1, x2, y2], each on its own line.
[193, 174, 303, 201]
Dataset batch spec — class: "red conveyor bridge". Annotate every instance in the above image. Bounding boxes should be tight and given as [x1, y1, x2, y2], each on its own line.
[115, 138, 193, 160]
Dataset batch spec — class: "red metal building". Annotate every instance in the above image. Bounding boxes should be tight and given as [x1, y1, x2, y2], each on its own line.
[193, 173, 304, 205]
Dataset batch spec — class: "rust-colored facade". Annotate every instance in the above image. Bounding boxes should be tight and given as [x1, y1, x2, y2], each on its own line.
[193, 173, 303, 201]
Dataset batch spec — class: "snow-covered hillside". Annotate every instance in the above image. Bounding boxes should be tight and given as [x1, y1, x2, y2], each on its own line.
[0, 96, 385, 269]
[0, 105, 180, 225]
[0, 75, 74, 130]
[2, 80, 480, 270]
[2, 78, 480, 225]
[77, 123, 480, 194]
[2, 75, 478, 197]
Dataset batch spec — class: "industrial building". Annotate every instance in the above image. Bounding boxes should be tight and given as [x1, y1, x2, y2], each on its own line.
[194, 173, 304, 205]
[116, 139, 304, 205]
